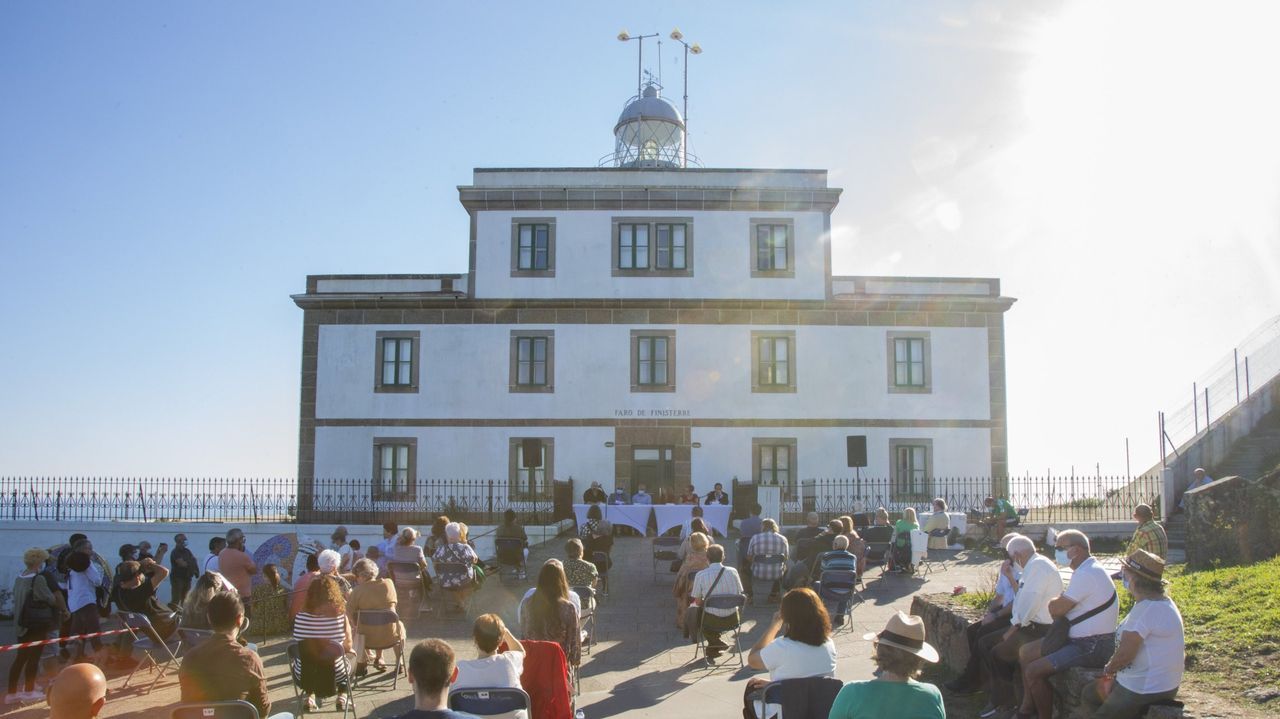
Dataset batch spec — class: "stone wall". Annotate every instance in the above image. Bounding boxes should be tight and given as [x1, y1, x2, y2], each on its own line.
[1186, 468, 1280, 569]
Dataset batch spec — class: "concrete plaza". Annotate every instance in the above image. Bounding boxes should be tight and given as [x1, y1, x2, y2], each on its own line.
[0, 535, 1000, 718]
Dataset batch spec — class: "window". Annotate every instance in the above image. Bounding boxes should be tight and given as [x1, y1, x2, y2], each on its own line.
[612, 217, 694, 276]
[890, 438, 933, 500]
[509, 437, 554, 501]
[509, 330, 554, 393]
[372, 438, 416, 501]
[886, 332, 932, 393]
[753, 438, 797, 495]
[751, 330, 797, 393]
[374, 331, 420, 393]
[749, 218, 795, 277]
[631, 330, 676, 392]
[510, 218, 556, 277]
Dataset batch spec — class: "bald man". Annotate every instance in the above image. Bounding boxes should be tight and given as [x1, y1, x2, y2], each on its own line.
[49, 663, 107, 719]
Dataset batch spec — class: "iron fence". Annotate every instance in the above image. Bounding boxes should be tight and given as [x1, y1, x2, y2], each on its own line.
[0, 476, 570, 526]
[741, 473, 1162, 525]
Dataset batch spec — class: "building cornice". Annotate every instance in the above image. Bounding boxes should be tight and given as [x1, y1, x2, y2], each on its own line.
[456, 186, 843, 213]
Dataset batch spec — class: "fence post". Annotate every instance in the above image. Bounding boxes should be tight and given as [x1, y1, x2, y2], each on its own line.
[487, 480, 494, 525]
[1204, 387, 1210, 430]
[1193, 382, 1199, 434]
[1234, 348, 1241, 405]
[55, 490, 61, 522]
[139, 481, 147, 523]
[1245, 356, 1251, 397]
[251, 485, 258, 524]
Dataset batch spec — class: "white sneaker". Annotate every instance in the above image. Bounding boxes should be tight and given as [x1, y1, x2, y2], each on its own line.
[19, 691, 45, 703]
[4, 694, 21, 705]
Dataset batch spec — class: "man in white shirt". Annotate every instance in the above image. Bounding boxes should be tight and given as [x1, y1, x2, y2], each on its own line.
[690, 544, 744, 663]
[982, 534, 1065, 714]
[203, 537, 226, 574]
[945, 533, 1024, 696]
[1018, 529, 1119, 719]
[454, 614, 526, 700]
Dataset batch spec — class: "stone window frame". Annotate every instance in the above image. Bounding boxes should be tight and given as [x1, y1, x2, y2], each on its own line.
[371, 437, 417, 501]
[886, 331, 933, 394]
[889, 438, 934, 501]
[510, 218, 556, 277]
[509, 329, 555, 393]
[630, 329, 676, 393]
[611, 216, 694, 277]
[508, 437, 554, 501]
[374, 330, 421, 393]
[749, 217, 796, 278]
[752, 437, 797, 495]
[751, 330, 797, 393]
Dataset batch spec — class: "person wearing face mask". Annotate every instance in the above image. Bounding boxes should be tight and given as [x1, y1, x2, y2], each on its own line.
[1016, 529, 1119, 719]
[944, 532, 1024, 696]
[1081, 549, 1184, 719]
[980, 535, 1063, 718]
[168, 533, 198, 607]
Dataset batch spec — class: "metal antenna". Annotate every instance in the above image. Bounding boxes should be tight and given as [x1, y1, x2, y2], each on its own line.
[617, 30, 660, 98]
[669, 28, 702, 168]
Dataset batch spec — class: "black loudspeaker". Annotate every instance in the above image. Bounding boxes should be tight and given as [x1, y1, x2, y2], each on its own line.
[846, 435, 867, 468]
[521, 439, 542, 469]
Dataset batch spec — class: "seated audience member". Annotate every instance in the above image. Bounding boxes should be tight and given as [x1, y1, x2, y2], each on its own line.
[182, 573, 228, 629]
[814, 536, 860, 625]
[1127, 504, 1168, 559]
[1178, 467, 1212, 510]
[389, 638, 472, 719]
[890, 507, 921, 573]
[292, 574, 354, 712]
[318, 548, 352, 596]
[944, 533, 1023, 696]
[673, 532, 711, 635]
[921, 498, 952, 549]
[290, 552, 323, 621]
[250, 563, 291, 636]
[178, 592, 289, 718]
[743, 587, 838, 719]
[204, 537, 226, 574]
[392, 526, 432, 600]
[9, 548, 63, 704]
[455, 614, 526, 691]
[795, 512, 825, 543]
[114, 558, 176, 640]
[347, 540, 363, 568]
[518, 560, 582, 623]
[562, 539, 599, 589]
[873, 507, 892, 528]
[678, 517, 711, 561]
[347, 558, 403, 678]
[578, 505, 613, 572]
[496, 509, 530, 577]
[690, 544, 745, 664]
[432, 523, 478, 612]
[746, 519, 789, 601]
[1017, 529, 1119, 719]
[679, 506, 707, 540]
[677, 484, 701, 505]
[1082, 550, 1184, 719]
[704, 481, 730, 505]
[983, 533, 1062, 716]
[828, 612, 945, 719]
[582, 481, 608, 504]
[376, 522, 399, 573]
[981, 495, 1020, 543]
[837, 516, 869, 575]
[738, 504, 764, 594]
[48, 663, 107, 719]
[520, 559, 581, 668]
[631, 484, 653, 505]
[425, 517, 449, 559]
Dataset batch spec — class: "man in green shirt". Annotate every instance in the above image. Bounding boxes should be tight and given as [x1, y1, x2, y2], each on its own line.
[981, 496, 1020, 544]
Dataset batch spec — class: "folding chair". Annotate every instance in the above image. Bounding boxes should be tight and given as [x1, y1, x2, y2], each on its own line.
[387, 561, 424, 620]
[176, 627, 214, 651]
[571, 586, 596, 653]
[449, 687, 532, 719]
[651, 537, 681, 584]
[814, 569, 859, 632]
[494, 538, 527, 580]
[693, 593, 747, 666]
[750, 554, 786, 603]
[354, 609, 405, 689]
[861, 526, 894, 578]
[750, 677, 844, 719]
[433, 561, 475, 615]
[171, 700, 260, 719]
[916, 528, 952, 577]
[287, 640, 356, 719]
[117, 611, 183, 694]
[592, 551, 610, 597]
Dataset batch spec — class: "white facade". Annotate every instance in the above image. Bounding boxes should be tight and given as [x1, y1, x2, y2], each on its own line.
[296, 164, 1014, 510]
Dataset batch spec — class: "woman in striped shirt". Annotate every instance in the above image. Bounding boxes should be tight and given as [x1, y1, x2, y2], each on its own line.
[292, 574, 353, 712]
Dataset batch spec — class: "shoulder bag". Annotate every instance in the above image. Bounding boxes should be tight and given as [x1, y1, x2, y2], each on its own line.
[1041, 587, 1117, 654]
[684, 566, 728, 642]
[19, 574, 57, 633]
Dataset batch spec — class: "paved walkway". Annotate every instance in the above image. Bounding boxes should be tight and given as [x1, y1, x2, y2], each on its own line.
[0, 535, 1002, 718]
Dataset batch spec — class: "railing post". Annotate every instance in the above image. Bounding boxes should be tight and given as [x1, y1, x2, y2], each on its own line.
[139, 481, 147, 523]
[1204, 387, 1210, 430]
[487, 480, 494, 525]
[1193, 382, 1199, 434]
[1234, 348, 1241, 405]
[1245, 356, 1251, 397]
[55, 489, 61, 522]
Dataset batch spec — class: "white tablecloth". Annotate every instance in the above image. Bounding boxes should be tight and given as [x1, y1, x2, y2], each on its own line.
[948, 512, 967, 535]
[651, 504, 733, 536]
[702, 504, 733, 536]
[607, 504, 653, 534]
[573, 503, 605, 528]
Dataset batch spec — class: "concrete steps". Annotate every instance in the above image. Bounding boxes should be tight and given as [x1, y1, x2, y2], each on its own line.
[1212, 411, 1280, 480]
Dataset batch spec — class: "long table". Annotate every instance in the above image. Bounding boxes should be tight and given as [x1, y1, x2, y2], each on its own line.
[571, 503, 733, 536]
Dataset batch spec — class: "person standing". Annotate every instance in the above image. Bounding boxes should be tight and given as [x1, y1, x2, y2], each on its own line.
[376, 522, 399, 574]
[204, 537, 226, 574]
[1127, 505, 1168, 559]
[217, 529, 258, 604]
[168, 533, 198, 607]
[9, 548, 64, 704]
[331, 526, 353, 573]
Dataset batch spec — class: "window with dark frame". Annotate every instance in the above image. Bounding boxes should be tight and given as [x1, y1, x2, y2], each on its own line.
[894, 337, 926, 387]
[636, 335, 669, 386]
[375, 332, 419, 393]
[757, 335, 791, 386]
[758, 443, 792, 490]
[613, 218, 693, 275]
[517, 223, 550, 271]
[893, 443, 930, 498]
[755, 223, 790, 271]
[515, 336, 548, 386]
[654, 223, 687, 270]
[373, 440, 415, 500]
[617, 223, 649, 270]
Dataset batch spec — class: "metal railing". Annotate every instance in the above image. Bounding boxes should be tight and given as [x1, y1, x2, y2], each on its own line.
[1159, 314, 1280, 459]
[739, 474, 1161, 525]
[0, 476, 571, 526]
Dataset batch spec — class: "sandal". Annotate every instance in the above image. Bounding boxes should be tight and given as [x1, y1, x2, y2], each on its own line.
[336, 695, 348, 711]
[305, 696, 318, 711]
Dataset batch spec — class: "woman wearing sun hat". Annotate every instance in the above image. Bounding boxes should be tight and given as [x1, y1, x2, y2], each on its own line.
[1081, 549, 1184, 719]
[828, 611, 945, 719]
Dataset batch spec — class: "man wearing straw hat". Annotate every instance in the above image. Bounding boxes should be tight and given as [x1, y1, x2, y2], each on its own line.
[828, 611, 945, 718]
[1082, 549, 1184, 719]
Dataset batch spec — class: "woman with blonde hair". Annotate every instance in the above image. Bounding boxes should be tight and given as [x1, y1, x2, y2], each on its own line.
[892, 507, 920, 574]
[837, 515, 868, 576]
[9, 548, 63, 703]
[673, 532, 711, 636]
[520, 559, 580, 668]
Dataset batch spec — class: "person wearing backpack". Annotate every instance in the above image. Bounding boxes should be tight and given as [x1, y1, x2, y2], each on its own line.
[8, 548, 67, 704]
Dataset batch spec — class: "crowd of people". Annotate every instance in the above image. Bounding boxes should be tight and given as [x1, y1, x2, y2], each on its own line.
[9, 498, 1187, 719]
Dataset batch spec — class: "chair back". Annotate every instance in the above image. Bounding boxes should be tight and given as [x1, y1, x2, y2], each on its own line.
[571, 585, 595, 613]
[591, 550, 610, 575]
[517, 640, 571, 719]
[816, 570, 857, 601]
[928, 528, 950, 538]
[653, 536, 681, 560]
[909, 530, 929, 562]
[760, 677, 844, 719]
[860, 525, 894, 543]
[494, 539, 525, 566]
[171, 700, 260, 719]
[703, 593, 747, 612]
[387, 561, 423, 582]
[177, 627, 214, 651]
[449, 687, 531, 718]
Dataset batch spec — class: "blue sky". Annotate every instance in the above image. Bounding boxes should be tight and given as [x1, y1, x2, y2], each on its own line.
[3, 1, 1278, 477]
